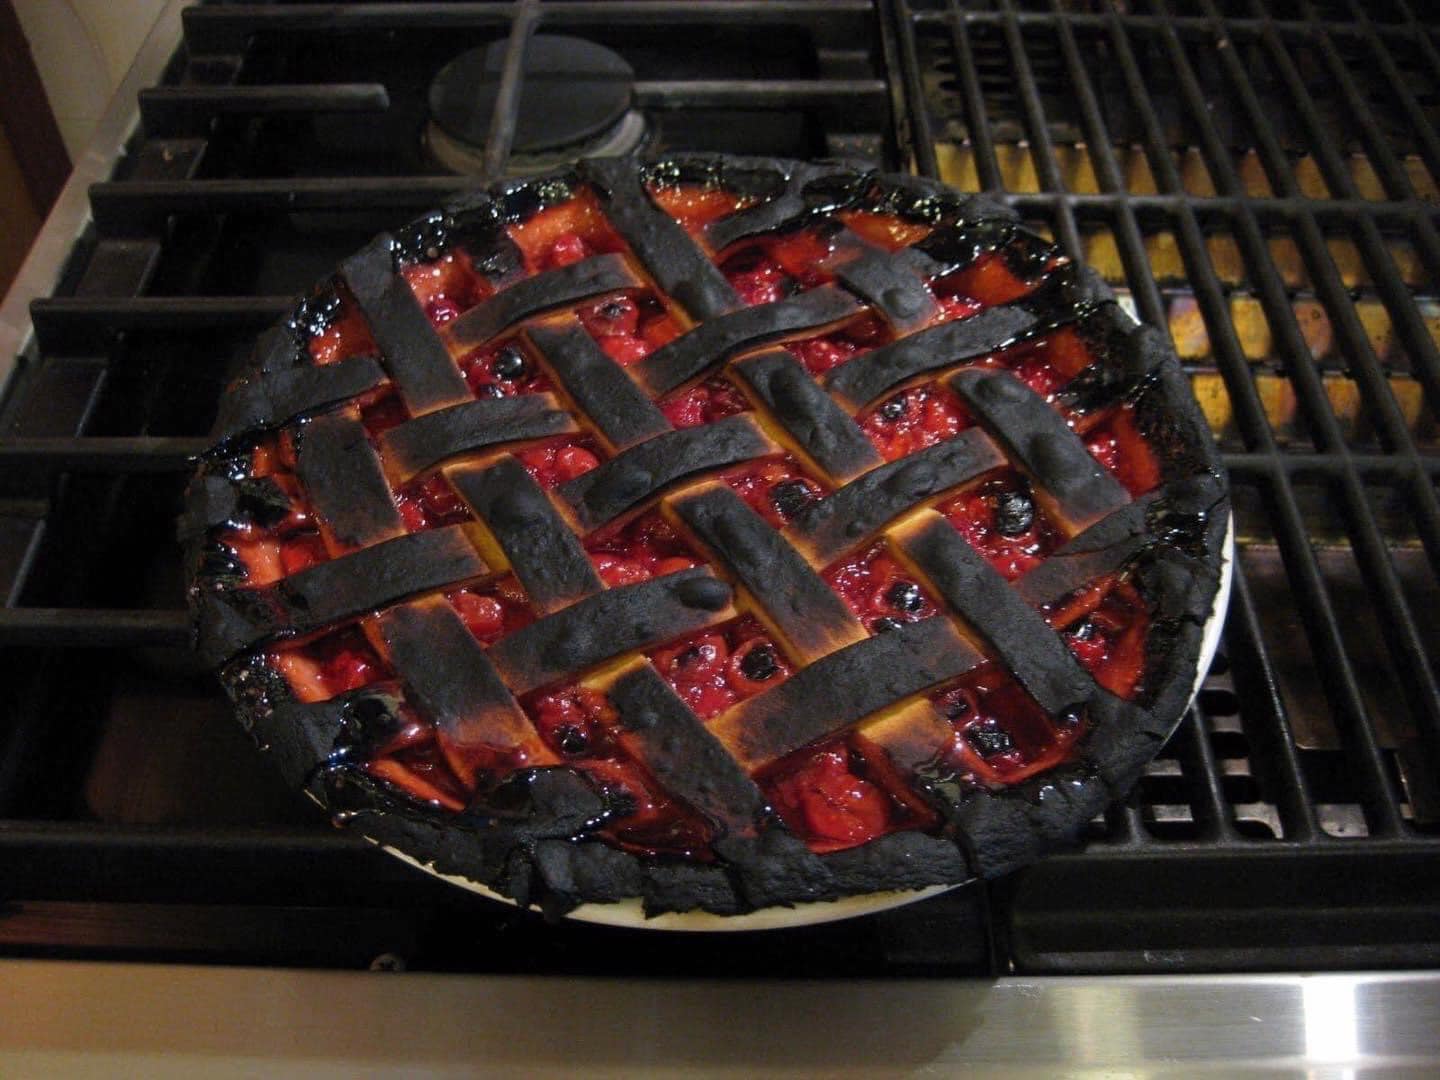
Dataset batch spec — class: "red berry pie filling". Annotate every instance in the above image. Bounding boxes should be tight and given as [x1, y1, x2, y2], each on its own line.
[186, 157, 1227, 918]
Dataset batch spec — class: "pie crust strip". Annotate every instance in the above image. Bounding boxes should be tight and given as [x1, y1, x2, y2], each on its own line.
[787, 428, 1008, 565]
[668, 484, 866, 664]
[447, 456, 605, 613]
[729, 349, 882, 484]
[340, 235, 472, 415]
[950, 368, 1131, 533]
[486, 568, 737, 695]
[632, 285, 863, 397]
[582, 158, 741, 320]
[214, 354, 388, 442]
[558, 413, 778, 531]
[444, 253, 642, 351]
[377, 393, 576, 484]
[523, 318, 672, 451]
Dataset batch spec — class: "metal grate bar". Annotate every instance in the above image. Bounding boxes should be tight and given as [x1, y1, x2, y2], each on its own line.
[0, 609, 192, 648]
[1045, 0, 1166, 329]
[30, 296, 292, 342]
[995, 1, 1080, 259]
[1228, 567, 1321, 841]
[1379, 0, 1440, 187]
[1172, 706, 1239, 843]
[0, 438, 207, 474]
[1221, 452, 1440, 480]
[180, 0, 874, 53]
[940, 4, 1003, 191]
[632, 80, 890, 109]
[884, 0, 940, 177]
[1205, 5, 1440, 784]
[139, 84, 391, 136]
[1148, 0, 1411, 833]
[911, 10, 1417, 41]
[480, 0, 537, 181]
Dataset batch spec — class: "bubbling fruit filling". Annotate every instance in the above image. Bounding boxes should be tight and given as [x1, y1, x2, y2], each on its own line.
[217, 185, 1173, 858]
[940, 473, 1062, 581]
[761, 735, 940, 853]
[824, 544, 941, 636]
[648, 616, 793, 721]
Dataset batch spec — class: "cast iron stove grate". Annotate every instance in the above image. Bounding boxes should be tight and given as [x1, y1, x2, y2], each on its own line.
[0, 0, 1436, 974]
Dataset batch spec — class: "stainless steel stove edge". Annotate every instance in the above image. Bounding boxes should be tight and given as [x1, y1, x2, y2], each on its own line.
[1, 963, 1437, 1075]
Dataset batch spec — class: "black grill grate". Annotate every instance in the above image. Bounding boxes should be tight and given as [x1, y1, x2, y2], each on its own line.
[0, 0, 1437, 973]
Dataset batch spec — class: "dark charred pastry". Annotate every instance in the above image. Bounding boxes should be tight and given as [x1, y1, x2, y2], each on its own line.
[341, 234, 472, 414]
[825, 294, 1061, 411]
[377, 393, 577, 483]
[188, 154, 1229, 921]
[608, 663, 768, 833]
[703, 161, 872, 251]
[1012, 489, 1166, 610]
[788, 428, 1006, 564]
[212, 354, 388, 446]
[730, 349, 882, 483]
[296, 413, 406, 547]
[830, 243, 939, 334]
[524, 318, 671, 450]
[582, 157, 741, 320]
[709, 617, 983, 773]
[894, 512, 1094, 716]
[375, 598, 551, 778]
[195, 524, 490, 666]
[670, 485, 865, 662]
[487, 568, 736, 695]
[951, 368, 1131, 534]
[179, 472, 291, 539]
[447, 456, 603, 612]
[559, 414, 776, 531]
[446, 253, 642, 350]
[633, 285, 863, 397]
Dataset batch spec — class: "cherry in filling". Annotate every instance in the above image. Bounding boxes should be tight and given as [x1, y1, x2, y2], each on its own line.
[459, 340, 551, 398]
[1084, 406, 1162, 497]
[1047, 576, 1150, 699]
[584, 510, 700, 587]
[648, 183, 752, 237]
[526, 684, 715, 858]
[722, 455, 825, 528]
[578, 293, 683, 365]
[648, 616, 792, 721]
[824, 544, 939, 634]
[449, 576, 534, 646]
[760, 734, 939, 853]
[860, 383, 972, 461]
[401, 248, 490, 327]
[660, 374, 750, 429]
[507, 190, 628, 272]
[940, 473, 1061, 581]
[515, 435, 603, 490]
[932, 663, 1086, 788]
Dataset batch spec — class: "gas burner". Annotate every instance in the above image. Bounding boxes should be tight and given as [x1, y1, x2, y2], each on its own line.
[426, 34, 648, 177]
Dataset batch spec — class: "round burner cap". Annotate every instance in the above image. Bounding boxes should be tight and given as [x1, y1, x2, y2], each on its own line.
[429, 35, 635, 155]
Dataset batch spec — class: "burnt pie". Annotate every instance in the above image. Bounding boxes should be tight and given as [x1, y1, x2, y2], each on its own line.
[183, 155, 1229, 919]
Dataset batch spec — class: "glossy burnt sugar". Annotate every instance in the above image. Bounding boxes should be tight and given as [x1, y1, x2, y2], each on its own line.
[185, 155, 1227, 917]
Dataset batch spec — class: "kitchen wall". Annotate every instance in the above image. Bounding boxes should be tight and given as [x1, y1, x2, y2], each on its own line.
[13, 0, 166, 161]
